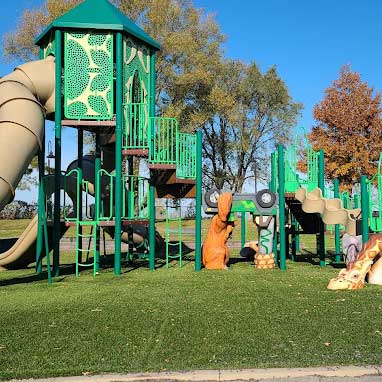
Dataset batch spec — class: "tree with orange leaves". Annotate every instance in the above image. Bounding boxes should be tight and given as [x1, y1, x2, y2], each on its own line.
[309, 65, 382, 191]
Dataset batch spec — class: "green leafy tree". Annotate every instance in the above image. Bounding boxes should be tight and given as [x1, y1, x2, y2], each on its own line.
[202, 59, 302, 192]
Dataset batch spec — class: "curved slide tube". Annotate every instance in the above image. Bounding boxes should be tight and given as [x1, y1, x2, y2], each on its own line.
[0, 216, 38, 270]
[295, 188, 361, 236]
[0, 57, 55, 210]
[0, 58, 55, 269]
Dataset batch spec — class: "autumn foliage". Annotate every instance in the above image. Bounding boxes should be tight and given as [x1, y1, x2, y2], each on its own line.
[309, 65, 382, 191]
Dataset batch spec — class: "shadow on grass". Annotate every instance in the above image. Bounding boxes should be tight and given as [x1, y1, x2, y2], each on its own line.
[0, 241, 196, 286]
[294, 249, 346, 268]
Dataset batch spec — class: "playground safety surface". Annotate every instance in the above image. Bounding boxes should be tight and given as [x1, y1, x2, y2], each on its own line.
[8, 365, 382, 382]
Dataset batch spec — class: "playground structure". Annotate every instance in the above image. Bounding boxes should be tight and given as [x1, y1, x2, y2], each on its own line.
[0, 0, 203, 278]
[0, 1, 382, 290]
[202, 129, 382, 288]
[273, 137, 382, 288]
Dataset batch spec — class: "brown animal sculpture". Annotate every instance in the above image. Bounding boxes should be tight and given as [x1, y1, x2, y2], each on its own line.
[202, 192, 234, 270]
[327, 234, 382, 290]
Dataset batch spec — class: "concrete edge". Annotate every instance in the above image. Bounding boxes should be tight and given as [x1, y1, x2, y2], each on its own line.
[8, 365, 382, 382]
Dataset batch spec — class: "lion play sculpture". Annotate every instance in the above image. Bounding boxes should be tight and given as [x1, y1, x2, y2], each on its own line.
[202, 192, 234, 270]
[327, 234, 382, 290]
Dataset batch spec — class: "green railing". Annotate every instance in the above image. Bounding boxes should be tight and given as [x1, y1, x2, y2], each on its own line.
[306, 148, 319, 191]
[123, 102, 149, 150]
[367, 155, 382, 232]
[150, 117, 178, 164]
[284, 143, 300, 192]
[96, 169, 115, 221]
[177, 133, 196, 179]
[274, 143, 319, 193]
[340, 191, 360, 210]
[63, 169, 94, 221]
[63, 169, 81, 221]
[95, 170, 149, 220]
[122, 174, 149, 220]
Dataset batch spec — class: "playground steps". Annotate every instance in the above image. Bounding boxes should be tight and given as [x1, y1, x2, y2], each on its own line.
[149, 166, 196, 198]
[285, 193, 321, 234]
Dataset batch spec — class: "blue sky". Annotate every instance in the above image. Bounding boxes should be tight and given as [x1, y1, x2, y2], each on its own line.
[193, 0, 382, 130]
[2, 0, 382, 200]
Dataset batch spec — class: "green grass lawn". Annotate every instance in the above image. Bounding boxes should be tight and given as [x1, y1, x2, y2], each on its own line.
[0, 220, 382, 380]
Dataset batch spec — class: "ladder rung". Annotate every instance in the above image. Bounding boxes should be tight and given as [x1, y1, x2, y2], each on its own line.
[77, 248, 94, 252]
[167, 242, 181, 247]
[78, 233, 94, 238]
[78, 263, 94, 267]
[167, 255, 182, 260]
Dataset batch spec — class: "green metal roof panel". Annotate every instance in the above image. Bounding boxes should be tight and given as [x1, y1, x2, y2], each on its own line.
[35, 0, 160, 49]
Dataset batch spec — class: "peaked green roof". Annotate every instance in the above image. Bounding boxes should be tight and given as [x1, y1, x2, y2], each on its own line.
[35, 0, 160, 49]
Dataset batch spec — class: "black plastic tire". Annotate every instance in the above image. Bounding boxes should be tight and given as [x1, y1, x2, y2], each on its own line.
[204, 189, 221, 208]
[256, 189, 277, 209]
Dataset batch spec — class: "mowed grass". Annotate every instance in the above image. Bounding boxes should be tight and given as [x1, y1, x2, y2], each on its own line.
[1, 220, 382, 380]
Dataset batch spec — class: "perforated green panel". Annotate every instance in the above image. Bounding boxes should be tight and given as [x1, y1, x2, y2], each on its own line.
[123, 36, 150, 105]
[64, 32, 114, 120]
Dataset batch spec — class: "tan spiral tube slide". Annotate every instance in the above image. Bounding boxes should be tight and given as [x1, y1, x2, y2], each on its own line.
[0, 57, 55, 269]
[295, 187, 361, 235]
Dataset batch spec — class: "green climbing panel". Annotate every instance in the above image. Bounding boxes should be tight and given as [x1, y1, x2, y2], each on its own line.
[177, 133, 197, 179]
[64, 32, 114, 120]
[123, 36, 150, 104]
[366, 153, 382, 233]
[122, 37, 150, 149]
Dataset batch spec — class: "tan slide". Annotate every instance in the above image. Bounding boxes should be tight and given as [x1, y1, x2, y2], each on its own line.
[0, 57, 55, 269]
[295, 188, 361, 235]
[0, 57, 162, 270]
[0, 216, 38, 270]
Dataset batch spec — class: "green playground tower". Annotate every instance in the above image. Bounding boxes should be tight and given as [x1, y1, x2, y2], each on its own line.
[35, 0, 202, 279]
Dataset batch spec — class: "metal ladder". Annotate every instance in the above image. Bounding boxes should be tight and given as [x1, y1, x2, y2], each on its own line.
[75, 221, 98, 277]
[165, 200, 183, 268]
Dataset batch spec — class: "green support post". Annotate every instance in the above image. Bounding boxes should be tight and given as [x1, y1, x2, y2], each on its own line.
[36, 47, 45, 274]
[318, 149, 326, 266]
[114, 32, 123, 275]
[127, 157, 134, 260]
[333, 179, 341, 263]
[270, 152, 277, 193]
[277, 145, 286, 270]
[36, 135, 45, 275]
[149, 181, 156, 270]
[295, 227, 300, 252]
[77, 128, 83, 265]
[53, 30, 62, 277]
[290, 214, 297, 261]
[241, 212, 246, 248]
[271, 151, 278, 257]
[148, 51, 157, 271]
[195, 129, 203, 271]
[361, 175, 369, 244]
[94, 132, 101, 272]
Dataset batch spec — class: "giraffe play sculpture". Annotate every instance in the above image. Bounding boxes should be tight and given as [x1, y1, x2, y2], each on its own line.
[202, 192, 234, 270]
[327, 234, 382, 290]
